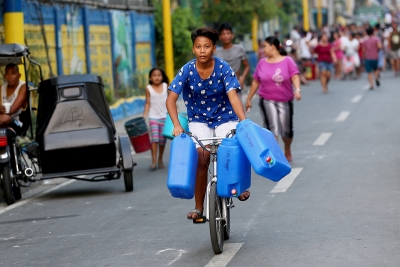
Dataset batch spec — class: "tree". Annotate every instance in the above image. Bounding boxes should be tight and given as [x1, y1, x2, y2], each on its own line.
[276, 0, 302, 35]
[153, 0, 203, 73]
[200, 0, 278, 37]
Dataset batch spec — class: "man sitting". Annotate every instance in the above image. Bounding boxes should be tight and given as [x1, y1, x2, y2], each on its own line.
[0, 63, 27, 135]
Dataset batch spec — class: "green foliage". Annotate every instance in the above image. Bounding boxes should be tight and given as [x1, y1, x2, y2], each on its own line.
[201, 0, 278, 36]
[154, 0, 203, 73]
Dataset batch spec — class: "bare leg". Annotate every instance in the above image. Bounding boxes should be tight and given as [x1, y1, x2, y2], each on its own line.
[158, 144, 165, 166]
[187, 148, 210, 219]
[367, 72, 374, 89]
[150, 142, 158, 167]
[374, 69, 380, 86]
[282, 137, 293, 162]
[0, 114, 12, 125]
[320, 71, 326, 92]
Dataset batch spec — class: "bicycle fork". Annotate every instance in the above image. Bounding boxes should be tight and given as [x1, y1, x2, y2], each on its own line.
[205, 155, 229, 226]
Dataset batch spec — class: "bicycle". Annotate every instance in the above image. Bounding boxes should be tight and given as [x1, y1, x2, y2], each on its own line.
[185, 130, 236, 255]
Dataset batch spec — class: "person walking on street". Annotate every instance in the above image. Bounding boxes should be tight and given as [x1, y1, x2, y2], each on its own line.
[363, 27, 382, 90]
[342, 32, 360, 79]
[143, 68, 169, 170]
[245, 36, 301, 162]
[214, 23, 250, 101]
[332, 31, 344, 79]
[166, 27, 250, 220]
[388, 22, 400, 76]
[313, 32, 337, 93]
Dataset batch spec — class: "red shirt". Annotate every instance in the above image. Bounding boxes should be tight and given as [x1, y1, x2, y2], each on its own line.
[363, 36, 380, 60]
[314, 43, 333, 63]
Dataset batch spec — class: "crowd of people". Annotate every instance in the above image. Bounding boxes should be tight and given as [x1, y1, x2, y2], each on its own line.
[277, 20, 400, 92]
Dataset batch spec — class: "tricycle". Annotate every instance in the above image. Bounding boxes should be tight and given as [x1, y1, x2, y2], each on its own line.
[0, 43, 135, 205]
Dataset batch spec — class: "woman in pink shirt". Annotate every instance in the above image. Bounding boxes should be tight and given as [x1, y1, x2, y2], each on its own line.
[332, 31, 344, 79]
[245, 36, 301, 162]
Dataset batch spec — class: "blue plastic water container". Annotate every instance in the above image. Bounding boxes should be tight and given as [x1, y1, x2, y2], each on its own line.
[167, 133, 198, 199]
[217, 137, 251, 197]
[162, 113, 189, 139]
[235, 119, 291, 182]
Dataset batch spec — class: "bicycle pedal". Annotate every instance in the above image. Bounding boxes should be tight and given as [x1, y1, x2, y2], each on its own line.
[192, 216, 207, 224]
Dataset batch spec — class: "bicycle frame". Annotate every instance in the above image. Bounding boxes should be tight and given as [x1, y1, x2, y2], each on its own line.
[190, 135, 231, 223]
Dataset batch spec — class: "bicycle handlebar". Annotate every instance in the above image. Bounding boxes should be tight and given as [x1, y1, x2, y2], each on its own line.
[184, 129, 236, 152]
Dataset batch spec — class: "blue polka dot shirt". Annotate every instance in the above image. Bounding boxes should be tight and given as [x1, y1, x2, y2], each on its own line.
[168, 57, 241, 128]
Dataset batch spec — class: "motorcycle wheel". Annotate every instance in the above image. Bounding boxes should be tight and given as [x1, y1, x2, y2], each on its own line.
[1, 163, 15, 205]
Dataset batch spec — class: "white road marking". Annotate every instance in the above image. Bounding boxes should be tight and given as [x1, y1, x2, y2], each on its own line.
[351, 95, 363, 103]
[362, 84, 370, 90]
[205, 243, 244, 267]
[157, 248, 187, 266]
[313, 132, 332, 146]
[335, 111, 350, 122]
[270, 168, 303, 193]
[0, 179, 75, 215]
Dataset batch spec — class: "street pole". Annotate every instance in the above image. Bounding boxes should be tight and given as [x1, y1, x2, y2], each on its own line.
[162, 0, 174, 82]
[317, 0, 322, 29]
[252, 15, 258, 52]
[328, 0, 334, 26]
[4, 0, 25, 80]
[302, 0, 309, 31]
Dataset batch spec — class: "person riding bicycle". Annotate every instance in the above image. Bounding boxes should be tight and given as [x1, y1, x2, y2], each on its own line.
[0, 63, 27, 135]
[166, 27, 250, 220]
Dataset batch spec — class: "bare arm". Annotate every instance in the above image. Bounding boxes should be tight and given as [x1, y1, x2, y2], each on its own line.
[377, 40, 382, 50]
[143, 87, 150, 118]
[330, 48, 337, 63]
[291, 74, 301, 101]
[239, 59, 250, 89]
[245, 79, 260, 112]
[10, 84, 27, 114]
[227, 90, 246, 121]
[166, 91, 183, 137]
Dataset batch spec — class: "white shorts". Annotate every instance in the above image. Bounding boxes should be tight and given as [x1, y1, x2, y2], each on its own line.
[189, 121, 239, 148]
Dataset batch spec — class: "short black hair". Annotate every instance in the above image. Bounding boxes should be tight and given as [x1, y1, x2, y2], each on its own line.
[218, 23, 233, 34]
[5, 63, 19, 72]
[191, 27, 219, 46]
[366, 27, 374, 36]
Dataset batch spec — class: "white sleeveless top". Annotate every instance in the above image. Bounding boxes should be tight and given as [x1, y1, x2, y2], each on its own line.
[147, 82, 167, 119]
[1, 80, 25, 120]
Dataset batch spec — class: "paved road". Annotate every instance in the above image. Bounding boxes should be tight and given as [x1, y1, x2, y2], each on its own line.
[1, 72, 400, 266]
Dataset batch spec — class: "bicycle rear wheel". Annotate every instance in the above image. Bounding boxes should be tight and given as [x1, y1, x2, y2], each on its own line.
[209, 182, 224, 254]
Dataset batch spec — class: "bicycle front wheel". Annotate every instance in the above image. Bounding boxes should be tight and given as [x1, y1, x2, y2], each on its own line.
[224, 198, 231, 240]
[209, 182, 224, 254]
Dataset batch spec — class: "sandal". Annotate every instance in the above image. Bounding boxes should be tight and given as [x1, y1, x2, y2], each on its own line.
[238, 190, 250, 201]
[157, 162, 165, 169]
[148, 164, 157, 171]
[187, 209, 203, 220]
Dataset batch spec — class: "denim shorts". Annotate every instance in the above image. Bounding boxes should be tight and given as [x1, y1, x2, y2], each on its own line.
[365, 59, 378, 73]
[318, 61, 333, 72]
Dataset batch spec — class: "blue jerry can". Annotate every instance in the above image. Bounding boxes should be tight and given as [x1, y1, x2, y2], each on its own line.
[167, 133, 198, 199]
[217, 137, 251, 197]
[236, 119, 291, 182]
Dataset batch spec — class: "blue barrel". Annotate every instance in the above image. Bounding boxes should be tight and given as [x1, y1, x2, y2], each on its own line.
[217, 137, 251, 197]
[236, 119, 291, 182]
[167, 133, 198, 199]
[162, 113, 189, 139]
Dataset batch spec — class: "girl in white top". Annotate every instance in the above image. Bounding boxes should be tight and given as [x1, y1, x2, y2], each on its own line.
[143, 68, 169, 170]
[0, 63, 27, 135]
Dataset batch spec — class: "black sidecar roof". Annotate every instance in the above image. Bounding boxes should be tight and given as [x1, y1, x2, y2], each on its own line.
[0, 43, 30, 66]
